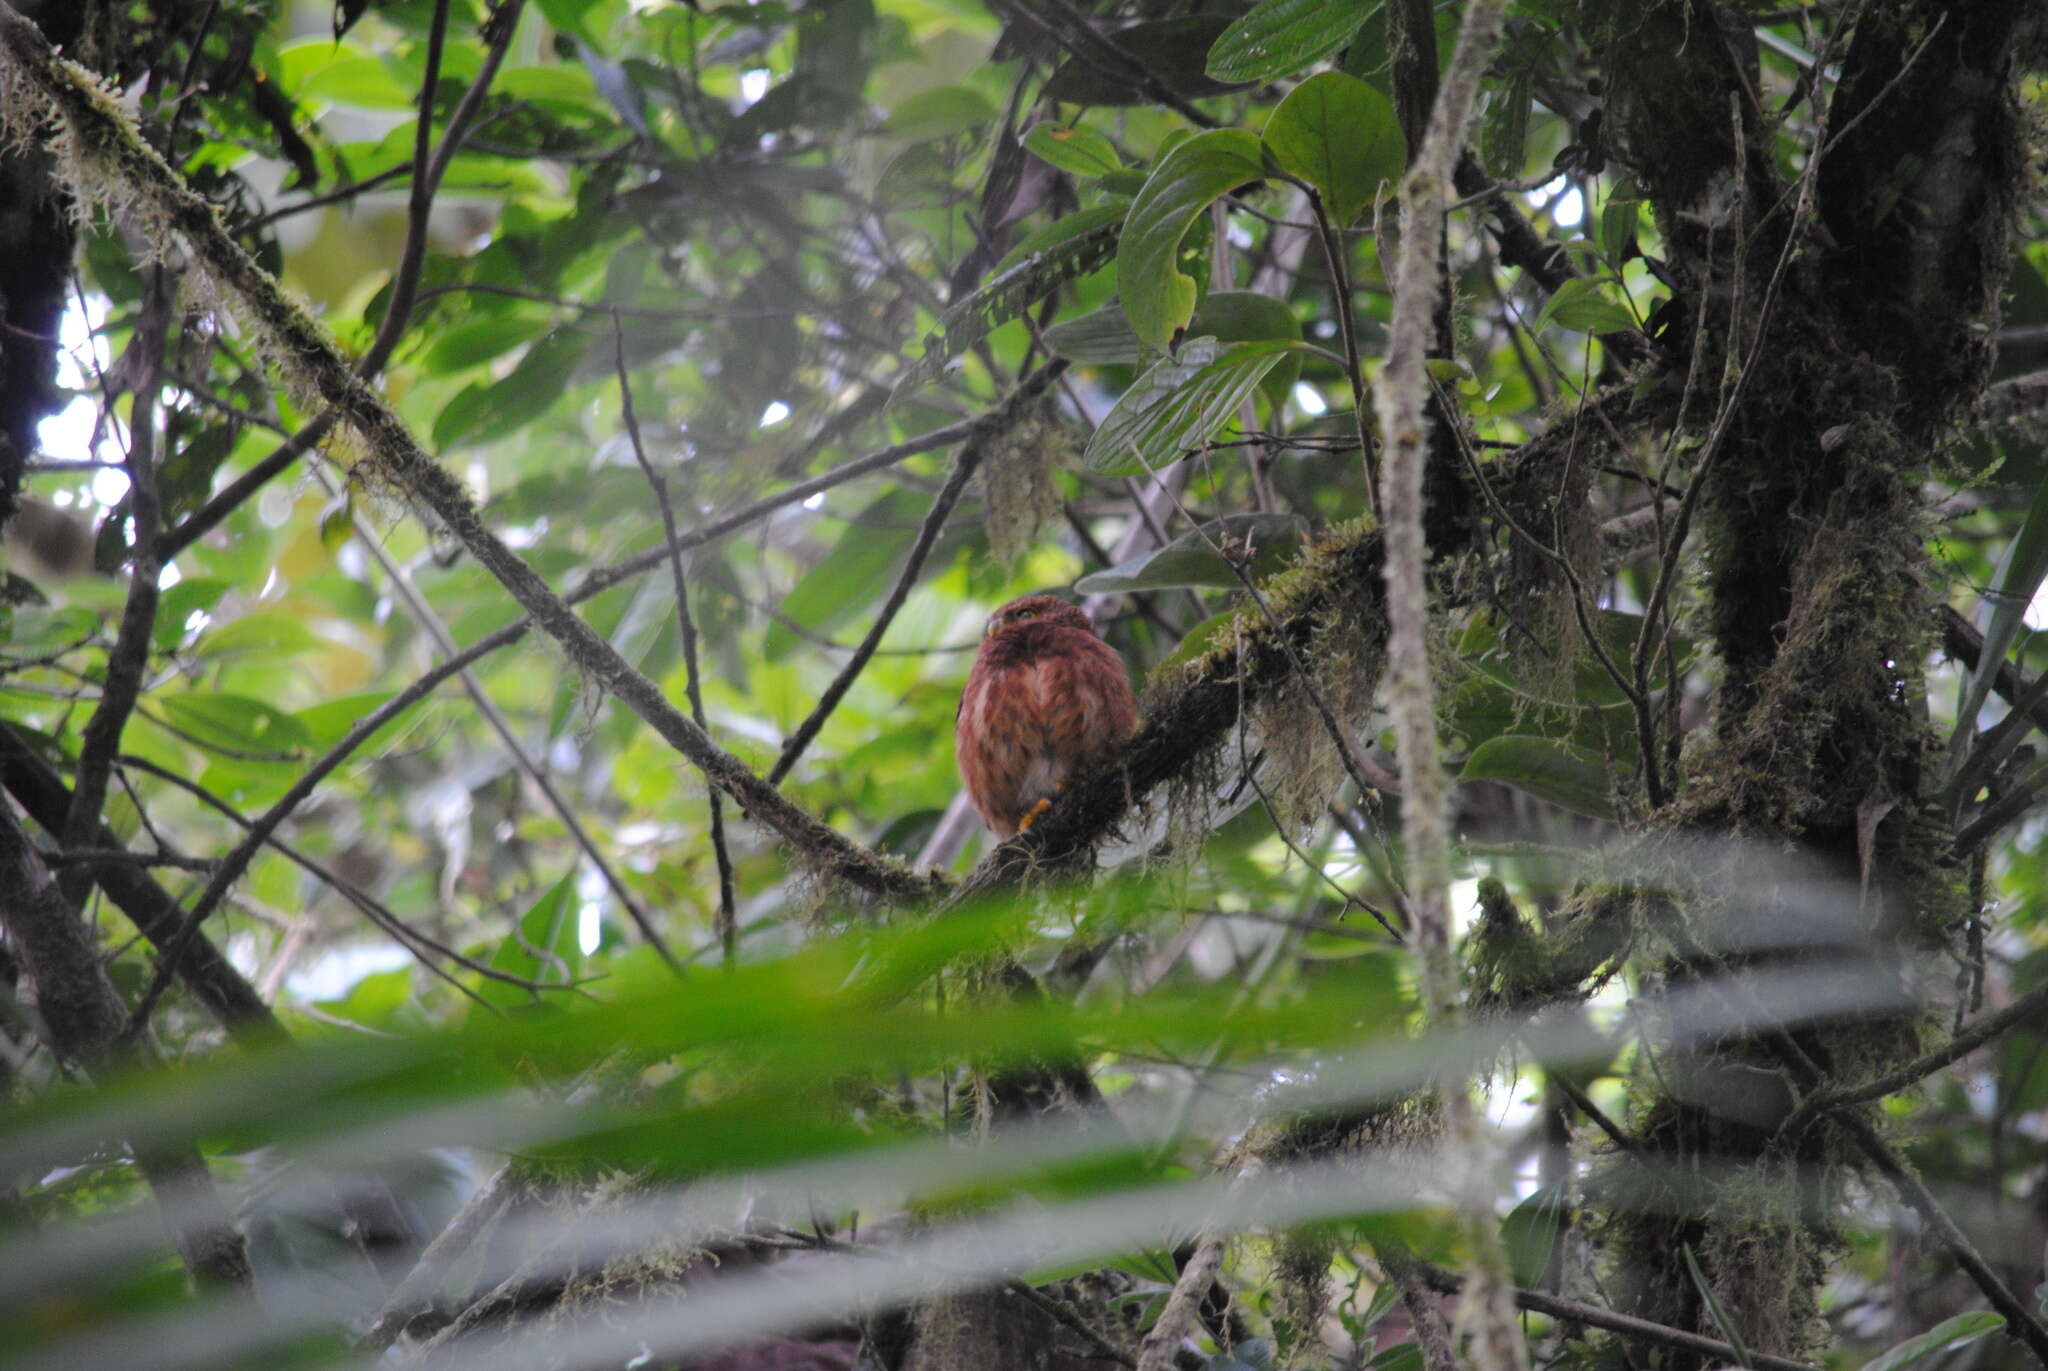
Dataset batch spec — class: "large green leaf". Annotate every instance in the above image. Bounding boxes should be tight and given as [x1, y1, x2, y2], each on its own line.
[1206, 0, 1380, 83]
[1074, 513, 1308, 594]
[1459, 735, 1615, 820]
[883, 85, 995, 142]
[1501, 1181, 1567, 1289]
[420, 316, 553, 376]
[1261, 71, 1405, 225]
[1084, 338, 1302, 476]
[1117, 131, 1267, 351]
[433, 329, 591, 450]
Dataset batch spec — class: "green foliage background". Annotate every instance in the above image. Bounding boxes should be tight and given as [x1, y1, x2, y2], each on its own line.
[0, 1, 2044, 1369]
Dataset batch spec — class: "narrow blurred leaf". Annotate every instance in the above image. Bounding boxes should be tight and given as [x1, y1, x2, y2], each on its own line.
[1500, 1180, 1567, 1288]
[156, 693, 312, 757]
[478, 872, 584, 1009]
[764, 489, 928, 662]
[884, 85, 995, 142]
[1598, 181, 1643, 264]
[1682, 1244, 1753, 1370]
[421, 316, 552, 376]
[1952, 480, 2048, 765]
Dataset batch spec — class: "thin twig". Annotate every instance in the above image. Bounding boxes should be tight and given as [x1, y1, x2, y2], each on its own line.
[1781, 980, 2048, 1131]
[767, 365, 1067, 785]
[769, 441, 982, 784]
[614, 315, 736, 964]
[1414, 1263, 1821, 1371]
[60, 300, 166, 907]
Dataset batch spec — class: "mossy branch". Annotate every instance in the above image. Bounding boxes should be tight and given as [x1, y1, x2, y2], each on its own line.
[1373, 0, 1524, 1367]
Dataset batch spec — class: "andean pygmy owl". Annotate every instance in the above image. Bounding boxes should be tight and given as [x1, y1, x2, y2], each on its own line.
[956, 594, 1138, 837]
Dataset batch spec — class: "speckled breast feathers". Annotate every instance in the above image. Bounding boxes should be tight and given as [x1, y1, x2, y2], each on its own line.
[956, 596, 1137, 837]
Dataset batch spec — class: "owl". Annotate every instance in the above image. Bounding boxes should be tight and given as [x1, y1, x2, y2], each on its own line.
[956, 594, 1138, 837]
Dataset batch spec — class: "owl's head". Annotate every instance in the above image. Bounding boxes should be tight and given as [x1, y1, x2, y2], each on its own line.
[984, 594, 1094, 639]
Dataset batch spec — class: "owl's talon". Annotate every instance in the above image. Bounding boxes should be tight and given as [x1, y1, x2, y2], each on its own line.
[1017, 797, 1054, 832]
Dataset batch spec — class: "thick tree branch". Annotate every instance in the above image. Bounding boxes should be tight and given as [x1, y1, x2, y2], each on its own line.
[60, 337, 162, 907]
[0, 725, 284, 1043]
[0, 801, 252, 1290]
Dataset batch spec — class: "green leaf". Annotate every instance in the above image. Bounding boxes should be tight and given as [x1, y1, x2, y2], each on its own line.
[420, 316, 553, 375]
[1084, 339, 1301, 477]
[477, 873, 584, 1010]
[156, 693, 312, 758]
[1042, 16, 1245, 107]
[1533, 278, 1638, 335]
[534, 0, 602, 47]
[295, 692, 402, 751]
[1046, 290, 1300, 365]
[903, 207, 1125, 391]
[1500, 1181, 1567, 1288]
[1261, 72, 1406, 225]
[1481, 68, 1532, 179]
[1118, 131, 1267, 351]
[883, 85, 995, 142]
[433, 329, 590, 450]
[1860, 1311, 2006, 1371]
[763, 489, 928, 662]
[1152, 609, 1244, 674]
[1598, 181, 1643, 264]
[1952, 479, 2048, 766]
[1459, 735, 1615, 820]
[198, 611, 326, 660]
[1074, 513, 1307, 594]
[1022, 122, 1122, 179]
[152, 578, 232, 647]
[299, 56, 417, 111]
[1206, 0, 1378, 83]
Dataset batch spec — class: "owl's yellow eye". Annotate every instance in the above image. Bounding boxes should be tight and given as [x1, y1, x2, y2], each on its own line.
[1014, 608, 1036, 621]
